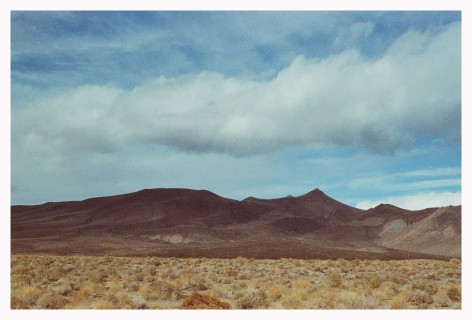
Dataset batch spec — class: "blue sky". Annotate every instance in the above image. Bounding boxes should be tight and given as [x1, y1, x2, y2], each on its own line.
[10, 11, 461, 209]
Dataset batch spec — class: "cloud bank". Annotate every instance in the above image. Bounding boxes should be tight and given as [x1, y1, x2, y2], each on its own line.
[13, 21, 460, 158]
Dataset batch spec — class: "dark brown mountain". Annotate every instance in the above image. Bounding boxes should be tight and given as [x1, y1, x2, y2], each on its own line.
[11, 188, 461, 259]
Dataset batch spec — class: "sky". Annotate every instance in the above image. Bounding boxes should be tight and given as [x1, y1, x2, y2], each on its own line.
[10, 11, 462, 209]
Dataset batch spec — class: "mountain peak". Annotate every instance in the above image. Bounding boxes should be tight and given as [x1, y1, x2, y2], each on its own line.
[301, 188, 325, 198]
[372, 203, 406, 212]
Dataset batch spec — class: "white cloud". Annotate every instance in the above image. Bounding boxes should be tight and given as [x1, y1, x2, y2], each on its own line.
[344, 166, 461, 196]
[12, 22, 460, 158]
[400, 167, 461, 178]
[409, 178, 461, 189]
[356, 191, 461, 210]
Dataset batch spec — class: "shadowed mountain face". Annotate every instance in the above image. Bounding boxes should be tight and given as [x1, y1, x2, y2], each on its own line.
[11, 188, 461, 259]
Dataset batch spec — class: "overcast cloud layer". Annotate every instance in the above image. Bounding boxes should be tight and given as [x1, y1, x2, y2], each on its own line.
[11, 12, 461, 209]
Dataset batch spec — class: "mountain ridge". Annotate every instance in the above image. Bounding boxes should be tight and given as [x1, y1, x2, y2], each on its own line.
[11, 187, 461, 259]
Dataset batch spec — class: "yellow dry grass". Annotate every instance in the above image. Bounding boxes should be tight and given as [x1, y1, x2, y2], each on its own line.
[11, 255, 461, 309]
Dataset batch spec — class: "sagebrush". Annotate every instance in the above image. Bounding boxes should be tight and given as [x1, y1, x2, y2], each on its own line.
[11, 255, 461, 309]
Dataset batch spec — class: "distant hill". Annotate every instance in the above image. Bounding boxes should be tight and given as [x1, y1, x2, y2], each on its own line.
[11, 187, 460, 259]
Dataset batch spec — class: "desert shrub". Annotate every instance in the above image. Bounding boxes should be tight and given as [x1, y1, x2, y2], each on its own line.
[45, 268, 65, 282]
[334, 291, 359, 308]
[236, 281, 250, 292]
[235, 256, 247, 266]
[326, 260, 336, 268]
[107, 266, 120, 278]
[206, 287, 230, 300]
[104, 292, 121, 307]
[111, 292, 134, 308]
[11, 296, 31, 309]
[446, 285, 461, 302]
[363, 273, 381, 289]
[449, 258, 461, 267]
[10, 255, 462, 310]
[254, 278, 266, 287]
[236, 288, 268, 309]
[362, 295, 383, 309]
[390, 273, 407, 285]
[409, 290, 433, 305]
[11, 285, 44, 308]
[236, 270, 252, 281]
[281, 290, 306, 309]
[292, 259, 302, 267]
[56, 282, 75, 296]
[132, 296, 148, 309]
[434, 292, 451, 308]
[95, 301, 115, 309]
[134, 271, 145, 282]
[374, 281, 397, 300]
[328, 271, 342, 288]
[314, 288, 338, 309]
[445, 269, 459, 278]
[266, 283, 284, 301]
[90, 269, 108, 283]
[148, 257, 160, 265]
[69, 282, 97, 305]
[412, 279, 438, 295]
[163, 268, 179, 280]
[125, 281, 140, 292]
[100, 255, 114, 264]
[37, 292, 70, 309]
[291, 279, 311, 289]
[12, 274, 32, 286]
[152, 280, 175, 300]
[224, 268, 238, 277]
[62, 264, 75, 273]
[313, 263, 324, 273]
[180, 293, 230, 309]
[12, 264, 31, 276]
[216, 276, 233, 284]
[189, 275, 209, 291]
[406, 265, 421, 276]
[351, 259, 362, 267]
[425, 272, 439, 280]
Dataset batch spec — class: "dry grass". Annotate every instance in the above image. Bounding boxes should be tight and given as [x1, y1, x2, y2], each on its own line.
[180, 293, 230, 309]
[11, 255, 461, 309]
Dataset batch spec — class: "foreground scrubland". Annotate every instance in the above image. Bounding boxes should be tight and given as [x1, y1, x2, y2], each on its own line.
[11, 255, 461, 309]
